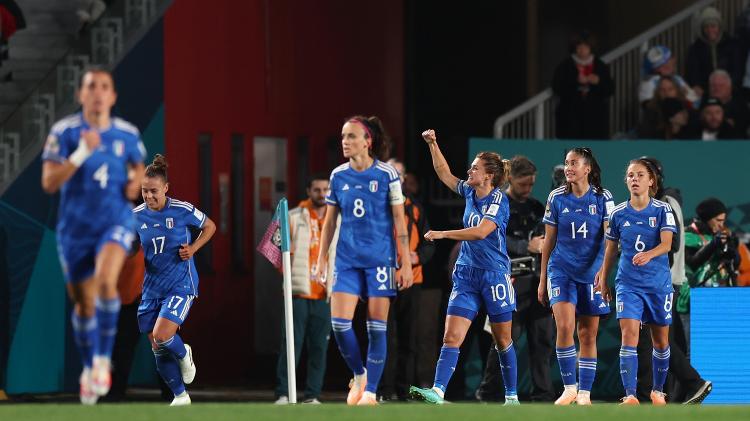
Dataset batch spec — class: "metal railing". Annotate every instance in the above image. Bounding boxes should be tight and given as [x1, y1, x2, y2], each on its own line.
[493, 0, 748, 139]
[0, 0, 171, 195]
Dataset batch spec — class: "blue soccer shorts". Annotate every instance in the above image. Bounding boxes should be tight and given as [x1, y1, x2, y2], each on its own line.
[615, 287, 673, 326]
[332, 266, 397, 298]
[137, 294, 196, 333]
[447, 264, 516, 323]
[548, 272, 610, 316]
[57, 224, 136, 283]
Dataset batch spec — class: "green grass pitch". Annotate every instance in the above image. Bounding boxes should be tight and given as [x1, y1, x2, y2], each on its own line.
[1, 402, 749, 421]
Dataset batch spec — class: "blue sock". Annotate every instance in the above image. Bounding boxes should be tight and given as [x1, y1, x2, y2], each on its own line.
[331, 318, 364, 376]
[497, 342, 518, 397]
[433, 346, 459, 392]
[652, 347, 670, 392]
[96, 298, 120, 360]
[158, 334, 187, 359]
[556, 345, 577, 388]
[153, 346, 185, 396]
[578, 357, 597, 392]
[619, 346, 638, 396]
[365, 319, 387, 393]
[71, 312, 98, 368]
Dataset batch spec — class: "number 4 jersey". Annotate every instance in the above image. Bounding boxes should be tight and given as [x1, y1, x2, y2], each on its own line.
[326, 160, 404, 271]
[605, 198, 677, 294]
[42, 113, 146, 241]
[133, 198, 207, 300]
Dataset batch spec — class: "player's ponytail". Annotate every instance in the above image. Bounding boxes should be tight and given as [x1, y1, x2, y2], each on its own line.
[346, 115, 391, 161]
[475, 151, 509, 188]
[146, 154, 169, 182]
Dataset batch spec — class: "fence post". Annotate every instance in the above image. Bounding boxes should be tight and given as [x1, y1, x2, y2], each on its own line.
[534, 103, 544, 139]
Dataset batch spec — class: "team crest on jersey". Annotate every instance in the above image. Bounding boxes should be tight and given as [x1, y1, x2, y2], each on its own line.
[166, 217, 174, 229]
[369, 180, 378, 192]
[589, 204, 597, 215]
[113, 140, 124, 157]
[649, 217, 657, 227]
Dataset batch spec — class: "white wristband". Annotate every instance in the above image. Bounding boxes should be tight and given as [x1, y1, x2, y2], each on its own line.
[68, 138, 93, 167]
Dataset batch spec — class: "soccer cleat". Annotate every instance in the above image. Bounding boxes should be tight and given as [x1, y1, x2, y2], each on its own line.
[346, 370, 367, 405]
[357, 391, 378, 406]
[90, 357, 112, 397]
[274, 395, 289, 405]
[503, 396, 520, 406]
[683, 380, 712, 405]
[554, 389, 578, 405]
[619, 395, 640, 405]
[302, 398, 322, 404]
[179, 344, 196, 384]
[170, 391, 191, 406]
[650, 390, 667, 406]
[576, 393, 592, 406]
[409, 386, 445, 404]
[79, 368, 98, 405]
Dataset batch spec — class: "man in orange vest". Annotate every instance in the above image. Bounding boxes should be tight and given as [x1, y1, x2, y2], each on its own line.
[379, 159, 435, 401]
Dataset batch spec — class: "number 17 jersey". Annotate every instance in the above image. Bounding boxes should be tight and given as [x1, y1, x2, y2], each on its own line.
[326, 160, 404, 271]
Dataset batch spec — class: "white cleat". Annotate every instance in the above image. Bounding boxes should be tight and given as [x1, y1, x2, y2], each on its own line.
[179, 344, 196, 384]
[170, 391, 192, 406]
[576, 392, 592, 405]
[90, 357, 112, 397]
[274, 396, 289, 405]
[79, 368, 98, 405]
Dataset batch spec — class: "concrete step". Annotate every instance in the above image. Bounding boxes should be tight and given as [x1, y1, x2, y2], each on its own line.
[0, 59, 58, 72]
[20, 12, 80, 36]
[0, 81, 37, 103]
[11, 69, 49, 81]
[9, 45, 69, 61]
[9, 33, 72, 50]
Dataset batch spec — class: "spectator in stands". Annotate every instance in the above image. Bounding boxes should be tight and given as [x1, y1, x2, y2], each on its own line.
[637, 77, 698, 139]
[634, 158, 713, 405]
[380, 159, 435, 401]
[476, 156, 554, 402]
[275, 174, 337, 405]
[681, 97, 742, 139]
[0, 0, 26, 82]
[686, 7, 743, 96]
[552, 30, 613, 139]
[707, 69, 750, 137]
[639, 46, 699, 106]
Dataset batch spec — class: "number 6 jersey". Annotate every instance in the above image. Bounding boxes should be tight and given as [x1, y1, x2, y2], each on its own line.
[605, 198, 677, 293]
[326, 160, 404, 271]
[133, 198, 207, 300]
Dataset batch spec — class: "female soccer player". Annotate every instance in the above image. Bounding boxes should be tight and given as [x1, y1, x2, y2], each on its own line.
[596, 158, 676, 405]
[315, 115, 413, 406]
[409, 129, 518, 405]
[133, 154, 216, 406]
[537, 148, 614, 405]
[41, 68, 145, 405]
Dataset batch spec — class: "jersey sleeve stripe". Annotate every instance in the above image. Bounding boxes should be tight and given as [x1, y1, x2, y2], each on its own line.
[133, 204, 146, 213]
[50, 114, 82, 135]
[603, 189, 613, 200]
[546, 186, 566, 203]
[329, 163, 349, 180]
[112, 118, 141, 136]
[376, 162, 399, 180]
[171, 204, 193, 212]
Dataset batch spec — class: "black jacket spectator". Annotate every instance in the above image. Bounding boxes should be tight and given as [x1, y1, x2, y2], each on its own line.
[686, 7, 743, 92]
[553, 32, 614, 140]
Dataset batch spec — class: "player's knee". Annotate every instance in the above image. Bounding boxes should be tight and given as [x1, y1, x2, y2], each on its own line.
[496, 335, 512, 350]
[556, 319, 575, 338]
[152, 331, 172, 345]
[577, 326, 596, 346]
[76, 299, 97, 318]
[442, 330, 465, 347]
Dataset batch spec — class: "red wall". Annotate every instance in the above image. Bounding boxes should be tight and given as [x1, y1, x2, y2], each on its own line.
[163, 0, 404, 383]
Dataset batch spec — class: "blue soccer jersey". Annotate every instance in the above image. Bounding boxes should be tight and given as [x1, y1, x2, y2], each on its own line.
[605, 198, 677, 294]
[544, 186, 615, 283]
[454, 180, 511, 273]
[42, 113, 146, 282]
[133, 198, 207, 300]
[326, 160, 404, 271]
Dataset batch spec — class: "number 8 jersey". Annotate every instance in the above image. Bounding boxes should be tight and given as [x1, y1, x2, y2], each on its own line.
[605, 198, 677, 293]
[326, 160, 404, 271]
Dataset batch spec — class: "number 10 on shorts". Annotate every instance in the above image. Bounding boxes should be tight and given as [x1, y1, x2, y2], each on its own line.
[491, 274, 515, 304]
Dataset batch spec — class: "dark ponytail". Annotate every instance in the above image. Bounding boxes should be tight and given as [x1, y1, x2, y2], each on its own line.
[565, 147, 603, 195]
[346, 115, 391, 161]
[145, 154, 168, 182]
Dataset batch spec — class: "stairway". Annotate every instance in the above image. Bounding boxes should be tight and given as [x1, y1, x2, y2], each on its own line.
[0, 0, 81, 123]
